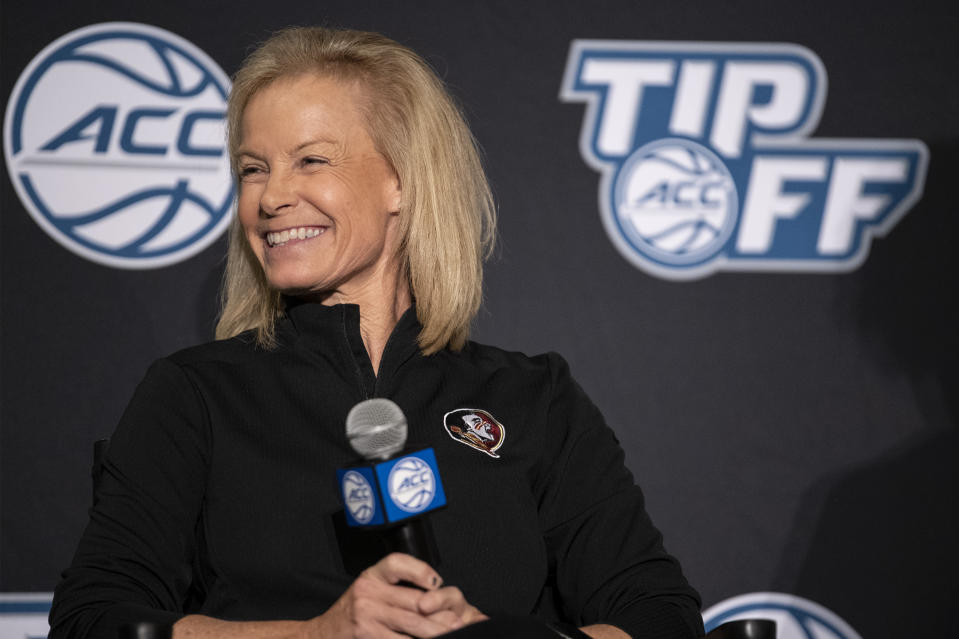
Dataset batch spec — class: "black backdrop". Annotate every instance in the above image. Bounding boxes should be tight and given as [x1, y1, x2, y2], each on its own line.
[2, 1, 957, 637]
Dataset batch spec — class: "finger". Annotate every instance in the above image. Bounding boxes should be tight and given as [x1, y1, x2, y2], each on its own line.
[464, 608, 489, 625]
[351, 573, 426, 613]
[317, 595, 414, 639]
[424, 609, 464, 631]
[349, 576, 469, 636]
[353, 623, 409, 639]
[417, 586, 466, 615]
[366, 552, 443, 591]
[366, 603, 461, 638]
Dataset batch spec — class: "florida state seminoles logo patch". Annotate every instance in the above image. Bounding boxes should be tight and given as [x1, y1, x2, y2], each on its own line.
[443, 409, 505, 458]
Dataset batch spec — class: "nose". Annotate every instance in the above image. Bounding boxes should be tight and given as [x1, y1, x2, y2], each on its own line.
[259, 171, 297, 217]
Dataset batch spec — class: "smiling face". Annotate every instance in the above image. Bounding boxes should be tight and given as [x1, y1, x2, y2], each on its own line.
[236, 73, 404, 303]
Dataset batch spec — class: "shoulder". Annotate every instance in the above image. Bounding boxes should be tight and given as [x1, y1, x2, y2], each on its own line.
[453, 340, 570, 378]
[437, 341, 581, 409]
[453, 342, 603, 430]
[164, 315, 302, 368]
[164, 330, 261, 367]
[462, 342, 583, 400]
[134, 329, 282, 397]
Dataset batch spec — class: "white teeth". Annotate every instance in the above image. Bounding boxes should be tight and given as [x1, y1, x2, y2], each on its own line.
[266, 227, 325, 246]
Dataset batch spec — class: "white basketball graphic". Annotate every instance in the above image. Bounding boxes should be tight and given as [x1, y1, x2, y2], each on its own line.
[614, 138, 738, 266]
[0, 593, 52, 639]
[703, 592, 862, 639]
[342, 471, 375, 524]
[387, 457, 436, 514]
[3, 22, 233, 269]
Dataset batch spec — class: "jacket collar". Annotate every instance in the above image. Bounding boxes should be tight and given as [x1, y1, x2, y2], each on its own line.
[282, 299, 422, 394]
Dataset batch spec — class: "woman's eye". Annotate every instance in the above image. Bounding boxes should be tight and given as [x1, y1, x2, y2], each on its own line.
[303, 157, 328, 166]
[239, 166, 264, 178]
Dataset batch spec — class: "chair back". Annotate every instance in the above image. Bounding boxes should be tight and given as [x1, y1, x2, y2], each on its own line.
[92, 437, 110, 505]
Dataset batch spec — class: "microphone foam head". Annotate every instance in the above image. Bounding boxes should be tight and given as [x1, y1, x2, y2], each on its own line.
[346, 398, 408, 460]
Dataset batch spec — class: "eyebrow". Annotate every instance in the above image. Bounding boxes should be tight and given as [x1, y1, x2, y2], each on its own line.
[236, 138, 340, 160]
[295, 138, 339, 151]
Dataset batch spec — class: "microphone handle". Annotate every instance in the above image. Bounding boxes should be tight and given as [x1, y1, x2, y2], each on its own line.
[383, 517, 440, 567]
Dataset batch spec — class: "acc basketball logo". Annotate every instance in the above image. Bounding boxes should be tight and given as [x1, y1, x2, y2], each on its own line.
[560, 41, 928, 280]
[387, 457, 437, 513]
[0, 592, 52, 639]
[3, 22, 233, 269]
[443, 409, 505, 458]
[703, 592, 861, 639]
[341, 470, 376, 524]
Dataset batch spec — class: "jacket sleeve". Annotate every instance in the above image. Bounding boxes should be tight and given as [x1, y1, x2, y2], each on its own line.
[49, 358, 210, 639]
[534, 354, 704, 638]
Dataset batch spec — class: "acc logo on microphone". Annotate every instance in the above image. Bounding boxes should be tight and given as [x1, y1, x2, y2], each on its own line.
[443, 408, 506, 458]
[341, 470, 377, 525]
[377, 449, 447, 522]
[339, 449, 446, 527]
[387, 457, 437, 514]
[703, 592, 862, 639]
[560, 41, 928, 280]
[3, 22, 233, 269]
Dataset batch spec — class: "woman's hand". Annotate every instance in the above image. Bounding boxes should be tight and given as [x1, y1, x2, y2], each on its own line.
[417, 584, 488, 630]
[307, 552, 486, 639]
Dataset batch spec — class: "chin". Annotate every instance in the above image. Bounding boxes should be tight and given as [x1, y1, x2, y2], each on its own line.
[263, 271, 328, 299]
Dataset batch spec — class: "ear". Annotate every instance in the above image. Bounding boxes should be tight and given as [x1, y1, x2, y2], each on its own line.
[385, 168, 402, 215]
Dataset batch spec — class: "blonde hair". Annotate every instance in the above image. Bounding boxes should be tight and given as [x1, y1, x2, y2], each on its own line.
[216, 26, 495, 353]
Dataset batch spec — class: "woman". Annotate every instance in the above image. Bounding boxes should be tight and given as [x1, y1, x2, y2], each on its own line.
[50, 27, 703, 639]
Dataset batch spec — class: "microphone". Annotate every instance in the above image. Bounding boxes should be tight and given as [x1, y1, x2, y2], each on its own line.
[339, 401, 576, 639]
[346, 397, 408, 460]
[338, 398, 445, 567]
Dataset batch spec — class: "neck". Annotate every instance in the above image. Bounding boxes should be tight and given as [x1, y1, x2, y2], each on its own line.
[356, 288, 411, 375]
[316, 261, 412, 375]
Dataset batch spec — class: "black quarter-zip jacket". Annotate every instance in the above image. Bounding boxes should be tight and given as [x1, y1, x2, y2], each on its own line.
[50, 303, 703, 639]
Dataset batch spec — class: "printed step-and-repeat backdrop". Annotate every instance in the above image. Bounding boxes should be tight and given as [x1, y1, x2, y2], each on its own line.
[2, 1, 956, 637]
